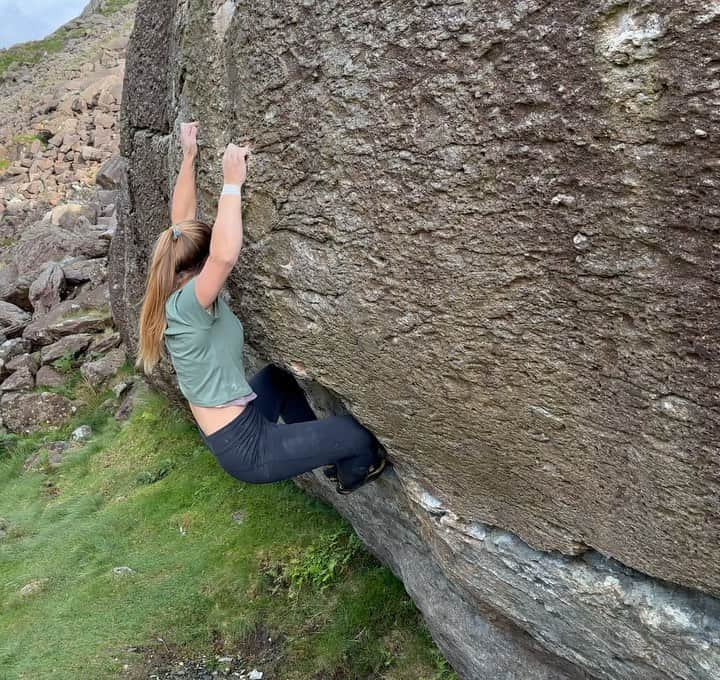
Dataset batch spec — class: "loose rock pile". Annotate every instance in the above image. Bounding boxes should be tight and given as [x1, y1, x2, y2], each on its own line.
[0, 3, 133, 225]
[0, 3, 138, 436]
[0, 186, 132, 433]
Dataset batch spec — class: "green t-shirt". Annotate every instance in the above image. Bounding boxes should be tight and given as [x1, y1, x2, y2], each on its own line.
[164, 275, 254, 407]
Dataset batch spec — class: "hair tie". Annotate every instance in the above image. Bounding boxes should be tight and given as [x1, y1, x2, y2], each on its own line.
[171, 225, 181, 240]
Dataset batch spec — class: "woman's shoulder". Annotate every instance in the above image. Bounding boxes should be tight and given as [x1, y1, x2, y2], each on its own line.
[166, 275, 218, 328]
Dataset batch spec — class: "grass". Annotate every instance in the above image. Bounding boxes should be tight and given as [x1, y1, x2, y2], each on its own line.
[0, 26, 87, 78]
[0, 364, 458, 680]
[11, 133, 39, 145]
[99, 0, 136, 16]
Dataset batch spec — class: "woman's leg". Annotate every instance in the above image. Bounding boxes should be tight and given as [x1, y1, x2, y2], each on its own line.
[255, 414, 380, 486]
[248, 363, 317, 424]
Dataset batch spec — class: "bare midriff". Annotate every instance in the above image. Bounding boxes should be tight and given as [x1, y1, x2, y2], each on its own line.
[186, 300, 255, 438]
[190, 402, 248, 438]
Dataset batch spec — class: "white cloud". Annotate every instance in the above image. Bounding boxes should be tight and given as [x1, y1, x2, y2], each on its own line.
[0, 0, 89, 50]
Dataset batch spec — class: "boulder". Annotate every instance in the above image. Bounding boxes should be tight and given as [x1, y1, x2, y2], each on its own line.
[29, 263, 66, 316]
[5, 352, 39, 375]
[35, 365, 66, 388]
[50, 202, 98, 227]
[0, 391, 75, 433]
[0, 261, 28, 307]
[0, 367, 34, 392]
[0, 338, 31, 364]
[112, 1, 720, 677]
[79, 73, 123, 109]
[61, 256, 107, 286]
[13, 222, 107, 278]
[95, 188, 118, 206]
[80, 347, 126, 386]
[87, 329, 121, 353]
[94, 154, 126, 189]
[0, 262, 31, 311]
[40, 333, 94, 364]
[114, 378, 150, 421]
[22, 282, 111, 346]
[0, 300, 31, 337]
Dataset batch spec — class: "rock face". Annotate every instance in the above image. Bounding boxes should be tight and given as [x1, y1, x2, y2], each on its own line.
[111, 1, 720, 677]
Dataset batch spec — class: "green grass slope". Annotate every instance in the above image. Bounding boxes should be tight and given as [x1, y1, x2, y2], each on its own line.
[0, 365, 457, 680]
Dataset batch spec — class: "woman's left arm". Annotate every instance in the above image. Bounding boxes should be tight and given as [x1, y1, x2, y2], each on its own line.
[171, 121, 199, 223]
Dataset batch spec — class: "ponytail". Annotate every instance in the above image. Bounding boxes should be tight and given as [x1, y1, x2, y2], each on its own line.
[135, 219, 213, 374]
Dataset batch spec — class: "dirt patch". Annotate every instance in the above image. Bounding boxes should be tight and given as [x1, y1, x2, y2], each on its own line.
[124, 625, 286, 679]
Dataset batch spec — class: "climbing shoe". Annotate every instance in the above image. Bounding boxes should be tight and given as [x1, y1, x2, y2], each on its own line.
[336, 457, 387, 495]
[322, 464, 338, 482]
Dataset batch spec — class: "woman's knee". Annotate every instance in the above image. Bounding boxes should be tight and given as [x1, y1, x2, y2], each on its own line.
[337, 415, 377, 452]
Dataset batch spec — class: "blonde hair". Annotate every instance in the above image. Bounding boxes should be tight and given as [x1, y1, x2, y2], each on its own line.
[135, 219, 213, 375]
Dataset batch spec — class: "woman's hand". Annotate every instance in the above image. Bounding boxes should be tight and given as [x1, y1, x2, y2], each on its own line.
[180, 121, 199, 158]
[222, 143, 251, 186]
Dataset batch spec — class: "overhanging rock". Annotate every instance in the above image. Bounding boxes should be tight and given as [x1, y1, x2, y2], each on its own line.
[110, 1, 720, 677]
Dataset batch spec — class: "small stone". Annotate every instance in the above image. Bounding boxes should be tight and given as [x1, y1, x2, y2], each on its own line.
[551, 193, 576, 207]
[112, 566, 134, 576]
[81, 145, 103, 162]
[20, 578, 49, 596]
[100, 397, 116, 411]
[573, 233, 590, 250]
[47, 451, 64, 468]
[694, 129, 708, 137]
[248, 670, 263, 680]
[72, 424, 93, 441]
[113, 380, 132, 398]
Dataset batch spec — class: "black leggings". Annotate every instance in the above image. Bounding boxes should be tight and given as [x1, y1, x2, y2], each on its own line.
[198, 363, 381, 487]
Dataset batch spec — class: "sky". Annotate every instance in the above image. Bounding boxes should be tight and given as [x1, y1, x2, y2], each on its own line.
[0, 0, 89, 50]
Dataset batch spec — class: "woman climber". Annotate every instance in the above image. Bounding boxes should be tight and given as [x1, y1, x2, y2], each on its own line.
[134, 121, 387, 494]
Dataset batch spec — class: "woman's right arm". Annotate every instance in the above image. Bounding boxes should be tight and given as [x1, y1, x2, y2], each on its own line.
[195, 143, 250, 309]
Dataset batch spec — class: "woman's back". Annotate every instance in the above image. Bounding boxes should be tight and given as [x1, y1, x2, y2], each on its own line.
[164, 275, 256, 434]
